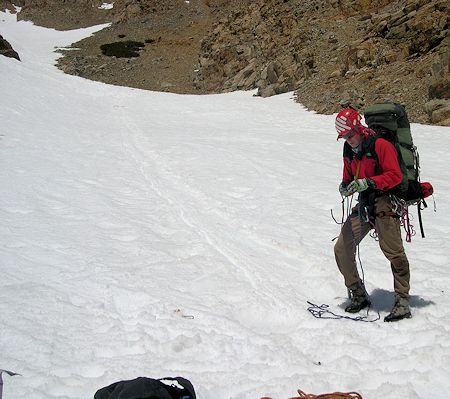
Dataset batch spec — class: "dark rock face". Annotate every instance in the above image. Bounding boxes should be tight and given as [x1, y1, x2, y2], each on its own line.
[0, 34, 20, 61]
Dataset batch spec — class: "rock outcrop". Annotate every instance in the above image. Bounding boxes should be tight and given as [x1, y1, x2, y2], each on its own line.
[0, 34, 20, 60]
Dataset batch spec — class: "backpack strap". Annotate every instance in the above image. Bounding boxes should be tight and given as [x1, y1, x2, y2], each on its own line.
[361, 135, 377, 159]
[343, 135, 378, 163]
[342, 141, 354, 161]
[342, 136, 379, 222]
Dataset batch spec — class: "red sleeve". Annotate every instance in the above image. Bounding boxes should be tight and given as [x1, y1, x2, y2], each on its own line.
[342, 158, 352, 184]
[370, 138, 403, 191]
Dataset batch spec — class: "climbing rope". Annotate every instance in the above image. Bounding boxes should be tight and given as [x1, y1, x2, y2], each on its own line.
[294, 389, 364, 399]
[262, 389, 363, 399]
[322, 195, 382, 322]
[401, 206, 416, 242]
[307, 301, 380, 323]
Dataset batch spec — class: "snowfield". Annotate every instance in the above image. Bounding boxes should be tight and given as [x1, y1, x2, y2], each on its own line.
[1, 10, 450, 399]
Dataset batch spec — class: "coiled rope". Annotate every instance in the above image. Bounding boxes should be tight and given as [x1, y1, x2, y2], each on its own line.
[261, 389, 364, 399]
[295, 389, 363, 399]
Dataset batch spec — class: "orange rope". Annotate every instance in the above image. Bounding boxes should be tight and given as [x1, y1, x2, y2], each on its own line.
[294, 389, 363, 399]
[261, 388, 363, 399]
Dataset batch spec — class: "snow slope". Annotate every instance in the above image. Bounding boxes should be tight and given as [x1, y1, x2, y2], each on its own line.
[1, 10, 450, 399]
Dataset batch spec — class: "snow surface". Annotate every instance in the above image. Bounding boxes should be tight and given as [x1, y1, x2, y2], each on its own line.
[98, 3, 114, 11]
[1, 10, 450, 399]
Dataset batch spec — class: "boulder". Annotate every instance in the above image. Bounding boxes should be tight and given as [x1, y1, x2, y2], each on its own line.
[0, 35, 20, 61]
[262, 61, 281, 85]
[431, 103, 450, 125]
[257, 84, 277, 98]
[429, 78, 450, 100]
[424, 99, 450, 125]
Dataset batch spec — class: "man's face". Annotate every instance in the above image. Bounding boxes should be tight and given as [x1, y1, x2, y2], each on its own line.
[345, 132, 363, 148]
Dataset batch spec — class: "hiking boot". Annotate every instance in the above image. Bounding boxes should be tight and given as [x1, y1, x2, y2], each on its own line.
[345, 283, 371, 313]
[384, 295, 411, 322]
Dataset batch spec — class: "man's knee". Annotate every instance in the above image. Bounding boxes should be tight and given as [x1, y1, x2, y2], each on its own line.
[334, 236, 344, 259]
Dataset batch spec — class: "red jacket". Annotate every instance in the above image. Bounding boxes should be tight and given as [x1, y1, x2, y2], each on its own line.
[342, 137, 402, 192]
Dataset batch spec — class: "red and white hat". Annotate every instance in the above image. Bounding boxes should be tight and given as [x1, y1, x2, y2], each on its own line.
[335, 108, 362, 139]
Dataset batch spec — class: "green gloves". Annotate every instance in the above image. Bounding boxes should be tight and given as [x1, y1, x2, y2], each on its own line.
[347, 178, 375, 194]
[340, 179, 375, 197]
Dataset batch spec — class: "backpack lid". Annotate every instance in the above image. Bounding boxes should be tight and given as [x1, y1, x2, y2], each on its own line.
[364, 102, 409, 132]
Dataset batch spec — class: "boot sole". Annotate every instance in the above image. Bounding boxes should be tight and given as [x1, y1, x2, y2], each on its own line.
[384, 312, 412, 322]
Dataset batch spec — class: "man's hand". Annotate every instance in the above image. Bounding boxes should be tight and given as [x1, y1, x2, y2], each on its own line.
[339, 182, 351, 197]
[347, 178, 375, 194]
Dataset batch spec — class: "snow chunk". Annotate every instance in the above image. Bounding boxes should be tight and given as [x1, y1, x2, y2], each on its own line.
[98, 2, 114, 10]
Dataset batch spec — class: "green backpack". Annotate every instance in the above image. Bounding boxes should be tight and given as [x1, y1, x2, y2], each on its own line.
[363, 102, 434, 239]
[363, 102, 424, 203]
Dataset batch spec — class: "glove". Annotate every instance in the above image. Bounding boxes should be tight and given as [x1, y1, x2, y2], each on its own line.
[339, 182, 351, 197]
[347, 178, 375, 194]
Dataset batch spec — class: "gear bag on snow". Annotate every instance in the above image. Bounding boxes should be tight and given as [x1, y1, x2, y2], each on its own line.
[362, 102, 433, 204]
[94, 376, 196, 399]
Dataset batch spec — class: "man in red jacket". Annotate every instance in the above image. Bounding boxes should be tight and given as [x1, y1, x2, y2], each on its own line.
[334, 108, 411, 322]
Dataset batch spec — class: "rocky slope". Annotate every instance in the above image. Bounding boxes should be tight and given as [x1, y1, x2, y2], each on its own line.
[196, 0, 450, 124]
[8, 0, 252, 95]
[2, 0, 449, 125]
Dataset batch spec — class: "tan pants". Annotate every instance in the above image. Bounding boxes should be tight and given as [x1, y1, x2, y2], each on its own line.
[334, 195, 410, 299]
